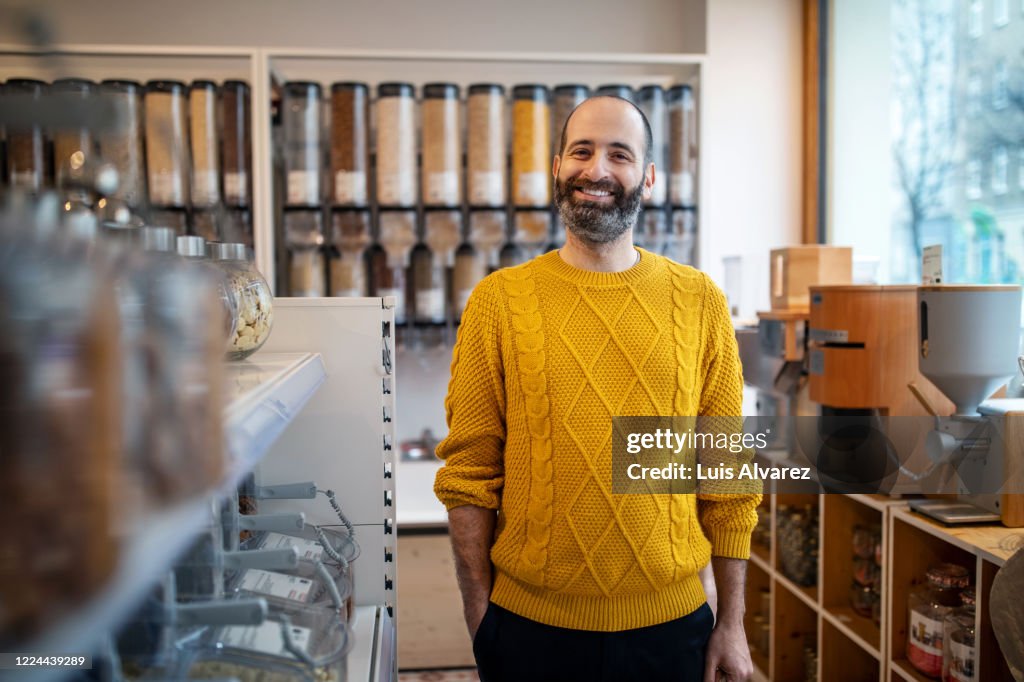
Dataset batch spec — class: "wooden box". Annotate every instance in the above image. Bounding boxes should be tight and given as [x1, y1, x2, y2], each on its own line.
[771, 245, 853, 311]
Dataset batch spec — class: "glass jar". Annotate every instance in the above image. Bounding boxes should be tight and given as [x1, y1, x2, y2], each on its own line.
[99, 80, 146, 209]
[221, 80, 252, 207]
[51, 78, 97, 192]
[469, 209, 508, 272]
[596, 83, 636, 103]
[512, 84, 551, 207]
[283, 81, 323, 207]
[638, 85, 668, 206]
[329, 82, 370, 207]
[942, 588, 976, 682]
[467, 83, 507, 207]
[668, 84, 697, 207]
[177, 235, 237, 347]
[375, 82, 416, 207]
[850, 582, 877, 618]
[852, 524, 880, 560]
[208, 242, 274, 360]
[145, 80, 190, 208]
[907, 563, 970, 679]
[4, 79, 46, 193]
[552, 84, 589, 156]
[776, 504, 819, 587]
[421, 83, 461, 207]
[189, 80, 220, 208]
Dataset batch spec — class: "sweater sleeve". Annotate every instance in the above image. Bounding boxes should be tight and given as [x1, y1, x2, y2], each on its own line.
[695, 274, 762, 560]
[433, 275, 507, 511]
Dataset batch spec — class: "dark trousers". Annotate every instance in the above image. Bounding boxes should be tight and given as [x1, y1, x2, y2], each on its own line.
[472, 602, 714, 682]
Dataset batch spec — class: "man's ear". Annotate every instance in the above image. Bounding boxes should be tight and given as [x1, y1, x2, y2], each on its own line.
[642, 162, 655, 201]
[552, 154, 561, 179]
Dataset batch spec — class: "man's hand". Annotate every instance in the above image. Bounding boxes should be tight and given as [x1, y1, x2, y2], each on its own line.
[703, 620, 753, 681]
[447, 505, 498, 640]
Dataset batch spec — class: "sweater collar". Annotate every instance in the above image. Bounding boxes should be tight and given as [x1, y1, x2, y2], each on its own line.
[537, 247, 661, 286]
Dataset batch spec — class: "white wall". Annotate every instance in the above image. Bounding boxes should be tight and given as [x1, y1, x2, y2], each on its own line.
[702, 0, 804, 318]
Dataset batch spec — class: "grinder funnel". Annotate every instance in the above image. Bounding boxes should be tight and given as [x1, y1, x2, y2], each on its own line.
[918, 285, 1022, 415]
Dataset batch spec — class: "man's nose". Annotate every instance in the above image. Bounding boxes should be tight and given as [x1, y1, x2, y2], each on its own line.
[578, 154, 611, 181]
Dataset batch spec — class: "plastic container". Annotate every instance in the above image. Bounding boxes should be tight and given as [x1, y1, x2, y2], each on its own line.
[283, 81, 323, 207]
[330, 82, 370, 207]
[245, 527, 360, 565]
[221, 80, 253, 207]
[98, 80, 146, 208]
[421, 83, 461, 207]
[145, 80, 190, 207]
[640, 206, 668, 254]
[453, 242, 487, 322]
[552, 84, 589, 156]
[368, 243, 406, 325]
[638, 85, 668, 206]
[907, 563, 971, 678]
[410, 242, 447, 325]
[469, 209, 508, 269]
[511, 85, 551, 207]
[466, 84, 506, 207]
[328, 208, 371, 297]
[288, 247, 325, 298]
[514, 209, 551, 259]
[375, 82, 416, 207]
[499, 241, 527, 269]
[51, 78, 97, 192]
[189, 80, 220, 208]
[942, 588, 976, 682]
[208, 242, 274, 360]
[149, 206, 189, 237]
[223, 207, 254, 247]
[3, 79, 46, 193]
[424, 208, 462, 266]
[668, 84, 697, 207]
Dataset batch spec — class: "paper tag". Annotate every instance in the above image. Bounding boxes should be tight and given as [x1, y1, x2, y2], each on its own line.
[426, 171, 460, 205]
[191, 170, 220, 206]
[334, 170, 368, 205]
[261, 532, 324, 561]
[516, 172, 549, 206]
[909, 610, 943, 657]
[922, 244, 943, 285]
[416, 288, 446, 323]
[239, 569, 314, 602]
[225, 171, 249, 204]
[287, 170, 319, 206]
[470, 171, 505, 206]
[671, 172, 694, 206]
[221, 621, 312, 657]
[378, 172, 415, 206]
[151, 171, 185, 206]
[948, 636, 976, 681]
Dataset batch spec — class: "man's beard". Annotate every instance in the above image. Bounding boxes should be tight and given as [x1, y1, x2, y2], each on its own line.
[554, 174, 645, 246]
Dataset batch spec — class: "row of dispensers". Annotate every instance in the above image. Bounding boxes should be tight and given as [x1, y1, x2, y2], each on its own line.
[736, 246, 1024, 527]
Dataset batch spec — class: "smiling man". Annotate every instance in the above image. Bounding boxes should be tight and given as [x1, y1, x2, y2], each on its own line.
[434, 96, 760, 682]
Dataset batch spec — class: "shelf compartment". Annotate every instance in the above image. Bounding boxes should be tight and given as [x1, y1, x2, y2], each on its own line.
[745, 558, 772, 679]
[821, 618, 881, 681]
[776, 569, 818, 611]
[888, 513, 976, 682]
[889, 658, 933, 682]
[821, 494, 883, 653]
[978, 559, 1015, 682]
[772, 575, 817, 682]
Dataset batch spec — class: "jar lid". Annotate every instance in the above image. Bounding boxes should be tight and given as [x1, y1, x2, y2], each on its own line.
[331, 81, 369, 93]
[101, 79, 142, 92]
[423, 82, 459, 99]
[554, 84, 590, 96]
[378, 82, 414, 98]
[52, 78, 96, 93]
[140, 226, 177, 253]
[146, 80, 186, 94]
[208, 242, 248, 261]
[190, 79, 218, 90]
[176, 235, 206, 258]
[469, 83, 505, 96]
[960, 587, 976, 606]
[284, 81, 323, 96]
[596, 84, 635, 101]
[223, 79, 251, 92]
[513, 84, 549, 101]
[667, 84, 694, 103]
[926, 563, 971, 589]
[638, 84, 665, 99]
[4, 78, 46, 94]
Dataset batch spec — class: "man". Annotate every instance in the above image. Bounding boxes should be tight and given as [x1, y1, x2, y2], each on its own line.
[434, 96, 759, 681]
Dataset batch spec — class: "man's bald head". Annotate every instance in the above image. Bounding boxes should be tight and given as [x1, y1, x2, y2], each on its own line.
[557, 95, 654, 168]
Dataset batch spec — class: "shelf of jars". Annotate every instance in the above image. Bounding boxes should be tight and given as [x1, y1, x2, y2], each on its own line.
[261, 49, 703, 327]
[12, 350, 326, 680]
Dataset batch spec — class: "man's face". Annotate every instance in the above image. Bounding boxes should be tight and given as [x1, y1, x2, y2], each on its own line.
[553, 98, 654, 247]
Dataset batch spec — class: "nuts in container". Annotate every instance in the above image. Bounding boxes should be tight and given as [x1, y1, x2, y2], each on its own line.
[207, 242, 274, 361]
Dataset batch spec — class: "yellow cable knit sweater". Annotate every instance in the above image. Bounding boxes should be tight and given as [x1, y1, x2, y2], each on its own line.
[434, 248, 761, 632]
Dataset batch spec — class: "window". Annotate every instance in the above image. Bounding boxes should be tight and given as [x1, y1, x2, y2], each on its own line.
[967, 75, 983, 116]
[994, 0, 1009, 25]
[993, 60, 1009, 109]
[967, 159, 983, 199]
[992, 147, 1008, 194]
[969, 0, 984, 36]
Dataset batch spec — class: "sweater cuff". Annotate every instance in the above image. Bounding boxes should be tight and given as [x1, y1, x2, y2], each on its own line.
[708, 527, 752, 560]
